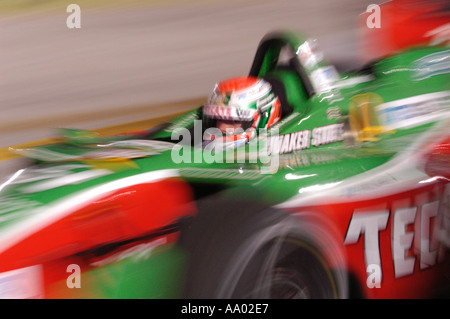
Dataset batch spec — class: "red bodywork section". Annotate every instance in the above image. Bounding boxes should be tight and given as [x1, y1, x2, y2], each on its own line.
[0, 178, 196, 298]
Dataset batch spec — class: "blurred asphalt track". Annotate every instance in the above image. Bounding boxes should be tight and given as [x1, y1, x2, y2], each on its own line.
[0, 0, 380, 149]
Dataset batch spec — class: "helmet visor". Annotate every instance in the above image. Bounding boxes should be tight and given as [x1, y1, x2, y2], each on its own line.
[202, 104, 256, 138]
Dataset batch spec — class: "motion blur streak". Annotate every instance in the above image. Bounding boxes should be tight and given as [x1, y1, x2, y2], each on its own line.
[1, 0, 377, 147]
[360, 0, 450, 62]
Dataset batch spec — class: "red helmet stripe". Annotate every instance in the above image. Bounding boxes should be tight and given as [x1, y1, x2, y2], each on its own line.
[266, 99, 282, 128]
[217, 76, 259, 93]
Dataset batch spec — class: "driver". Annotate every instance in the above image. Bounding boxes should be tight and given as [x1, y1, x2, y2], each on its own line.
[202, 76, 281, 148]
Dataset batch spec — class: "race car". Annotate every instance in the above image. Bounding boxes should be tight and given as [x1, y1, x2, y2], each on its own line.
[0, 30, 449, 299]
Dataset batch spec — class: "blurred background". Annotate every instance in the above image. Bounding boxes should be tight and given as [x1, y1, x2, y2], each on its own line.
[1, 0, 382, 149]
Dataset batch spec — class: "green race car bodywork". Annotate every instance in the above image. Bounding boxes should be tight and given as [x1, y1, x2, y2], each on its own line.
[0, 31, 449, 299]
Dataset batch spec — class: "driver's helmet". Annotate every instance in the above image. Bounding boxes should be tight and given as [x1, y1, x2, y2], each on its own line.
[202, 76, 281, 147]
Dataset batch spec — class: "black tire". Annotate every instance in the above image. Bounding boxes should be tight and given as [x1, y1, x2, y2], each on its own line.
[179, 198, 348, 299]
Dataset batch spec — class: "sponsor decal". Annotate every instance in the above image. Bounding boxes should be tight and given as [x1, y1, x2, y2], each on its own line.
[344, 184, 450, 285]
[256, 92, 276, 111]
[203, 105, 256, 121]
[267, 123, 344, 155]
[202, 105, 232, 120]
[267, 130, 311, 156]
[376, 91, 450, 130]
[236, 108, 255, 121]
[412, 49, 450, 80]
[278, 151, 339, 170]
[311, 123, 344, 147]
[310, 66, 340, 94]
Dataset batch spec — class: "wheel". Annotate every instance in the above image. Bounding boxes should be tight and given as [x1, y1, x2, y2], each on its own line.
[179, 198, 348, 299]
